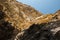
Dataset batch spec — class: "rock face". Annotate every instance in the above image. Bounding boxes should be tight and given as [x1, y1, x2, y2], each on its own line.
[0, 0, 42, 31]
[16, 20, 60, 40]
[0, 0, 60, 40]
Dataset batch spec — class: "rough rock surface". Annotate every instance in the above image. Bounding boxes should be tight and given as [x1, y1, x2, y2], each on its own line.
[0, 0, 60, 40]
[15, 20, 60, 40]
[0, 0, 42, 31]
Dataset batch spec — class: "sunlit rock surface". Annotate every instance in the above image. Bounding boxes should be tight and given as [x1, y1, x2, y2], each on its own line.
[0, 0, 60, 40]
[0, 0, 42, 31]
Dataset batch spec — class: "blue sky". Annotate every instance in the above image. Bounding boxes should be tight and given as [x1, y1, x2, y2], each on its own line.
[17, 0, 60, 14]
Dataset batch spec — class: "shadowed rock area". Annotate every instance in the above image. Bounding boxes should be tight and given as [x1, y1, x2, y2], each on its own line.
[0, 7, 19, 40]
[0, 0, 60, 40]
[16, 20, 60, 40]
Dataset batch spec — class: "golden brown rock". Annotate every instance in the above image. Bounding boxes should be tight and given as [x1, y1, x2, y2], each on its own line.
[0, 0, 60, 40]
[0, 0, 60, 31]
[0, 0, 42, 31]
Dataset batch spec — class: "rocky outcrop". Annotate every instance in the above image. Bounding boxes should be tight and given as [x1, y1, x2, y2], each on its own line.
[16, 20, 60, 40]
[0, 0, 42, 31]
[14, 10, 60, 40]
[0, 0, 60, 40]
